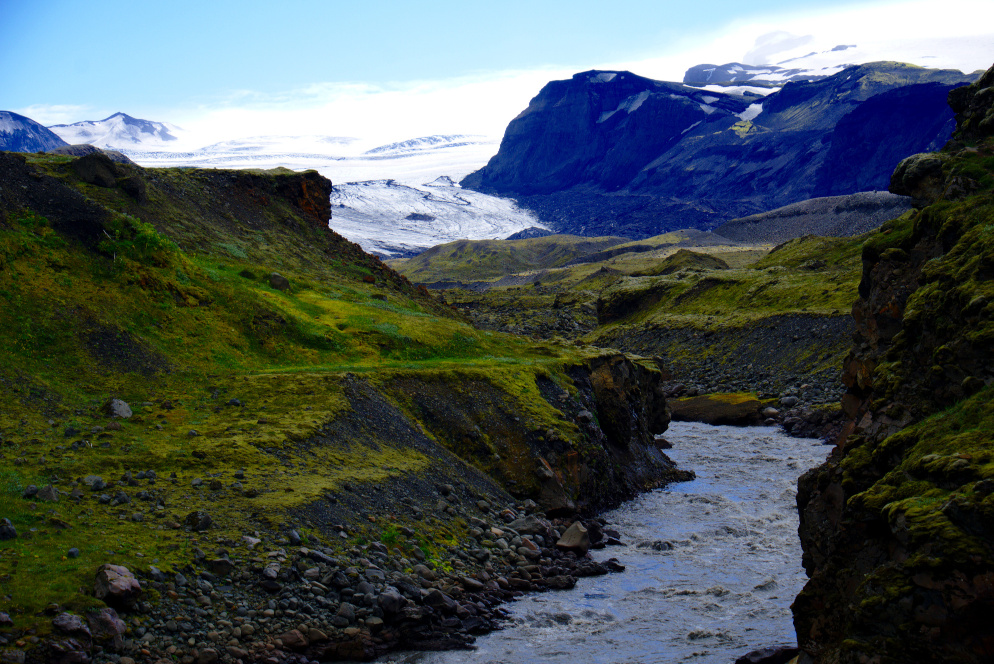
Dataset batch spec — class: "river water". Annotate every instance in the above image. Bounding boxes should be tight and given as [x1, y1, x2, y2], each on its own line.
[386, 421, 830, 664]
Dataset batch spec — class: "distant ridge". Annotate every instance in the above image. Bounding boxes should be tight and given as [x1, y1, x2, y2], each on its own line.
[0, 111, 69, 152]
[49, 112, 183, 148]
[715, 191, 913, 244]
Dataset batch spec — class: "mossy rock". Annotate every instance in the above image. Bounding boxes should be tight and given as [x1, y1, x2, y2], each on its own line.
[669, 393, 766, 426]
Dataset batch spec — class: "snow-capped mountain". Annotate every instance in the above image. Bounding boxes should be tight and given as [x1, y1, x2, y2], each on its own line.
[49, 112, 184, 149]
[0, 111, 69, 152]
[330, 176, 544, 257]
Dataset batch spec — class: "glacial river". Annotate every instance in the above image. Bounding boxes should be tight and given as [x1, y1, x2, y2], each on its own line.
[387, 421, 830, 664]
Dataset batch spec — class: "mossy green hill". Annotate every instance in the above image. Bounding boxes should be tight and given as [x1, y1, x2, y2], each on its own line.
[0, 152, 686, 644]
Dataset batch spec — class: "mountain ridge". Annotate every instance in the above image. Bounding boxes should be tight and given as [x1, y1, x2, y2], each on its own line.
[462, 62, 978, 239]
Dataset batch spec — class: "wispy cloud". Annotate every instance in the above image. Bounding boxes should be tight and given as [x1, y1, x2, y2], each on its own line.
[12, 104, 97, 126]
[106, 0, 994, 149]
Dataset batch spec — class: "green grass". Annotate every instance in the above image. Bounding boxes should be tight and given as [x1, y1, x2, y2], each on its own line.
[0, 154, 606, 623]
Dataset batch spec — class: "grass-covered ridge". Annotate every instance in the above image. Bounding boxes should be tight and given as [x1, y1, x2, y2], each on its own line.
[0, 152, 686, 633]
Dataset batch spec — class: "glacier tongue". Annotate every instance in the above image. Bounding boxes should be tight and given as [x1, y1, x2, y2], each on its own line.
[110, 133, 537, 257]
[330, 178, 543, 258]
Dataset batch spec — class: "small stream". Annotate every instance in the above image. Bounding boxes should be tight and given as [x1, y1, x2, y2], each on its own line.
[386, 421, 830, 664]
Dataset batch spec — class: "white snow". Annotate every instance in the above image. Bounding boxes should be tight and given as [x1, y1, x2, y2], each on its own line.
[737, 103, 764, 121]
[681, 120, 703, 135]
[698, 104, 716, 114]
[701, 95, 720, 103]
[49, 113, 184, 149]
[330, 177, 543, 257]
[693, 84, 777, 97]
[113, 132, 536, 256]
[597, 91, 651, 123]
[592, 72, 618, 83]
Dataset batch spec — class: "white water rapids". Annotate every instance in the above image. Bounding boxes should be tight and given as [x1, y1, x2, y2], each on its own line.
[386, 421, 830, 664]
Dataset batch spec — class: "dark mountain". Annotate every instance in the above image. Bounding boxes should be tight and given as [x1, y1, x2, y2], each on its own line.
[0, 111, 69, 152]
[462, 63, 976, 238]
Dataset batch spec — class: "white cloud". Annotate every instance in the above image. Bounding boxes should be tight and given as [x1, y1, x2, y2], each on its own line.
[169, 67, 573, 150]
[142, 0, 994, 149]
[12, 104, 97, 126]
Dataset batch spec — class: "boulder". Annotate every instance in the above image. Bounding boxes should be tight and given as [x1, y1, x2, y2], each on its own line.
[268, 273, 290, 291]
[184, 511, 212, 531]
[507, 514, 550, 536]
[0, 518, 16, 541]
[52, 612, 90, 640]
[93, 564, 142, 609]
[37, 484, 60, 502]
[82, 475, 106, 491]
[102, 399, 132, 419]
[556, 521, 591, 556]
[668, 394, 765, 426]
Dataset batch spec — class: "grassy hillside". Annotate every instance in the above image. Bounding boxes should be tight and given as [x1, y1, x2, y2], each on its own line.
[387, 234, 630, 284]
[0, 152, 686, 645]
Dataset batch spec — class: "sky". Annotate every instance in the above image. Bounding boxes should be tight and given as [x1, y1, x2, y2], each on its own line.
[2, 0, 993, 147]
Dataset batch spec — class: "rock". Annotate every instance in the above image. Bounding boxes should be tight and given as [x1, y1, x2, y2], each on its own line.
[37, 484, 60, 502]
[184, 511, 212, 531]
[52, 612, 90, 639]
[378, 590, 405, 615]
[67, 548, 80, 558]
[195, 649, 219, 664]
[308, 627, 328, 643]
[269, 273, 290, 291]
[779, 396, 800, 407]
[0, 518, 16, 541]
[507, 514, 549, 535]
[206, 558, 235, 577]
[288, 529, 302, 545]
[424, 589, 456, 612]
[0, 612, 13, 627]
[85, 608, 126, 650]
[21, 485, 37, 498]
[460, 576, 486, 592]
[227, 398, 242, 407]
[82, 475, 106, 491]
[576, 410, 594, 423]
[93, 564, 142, 609]
[102, 399, 132, 419]
[669, 394, 765, 426]
[276, 629, 308, 650]
[556, 521, 591, 556]
[734, 646, 799, 664]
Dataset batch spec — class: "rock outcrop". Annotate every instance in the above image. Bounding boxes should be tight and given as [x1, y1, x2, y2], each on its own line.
[463, 63, 976, 239]
[793, 63, 994, 663]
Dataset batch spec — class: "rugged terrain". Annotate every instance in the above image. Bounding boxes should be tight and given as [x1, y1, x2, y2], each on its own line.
[462, 63, 976, 238]
[793, 64, 994, 663]
[390, 228, 866, 439]
[0, 151, 689, 663]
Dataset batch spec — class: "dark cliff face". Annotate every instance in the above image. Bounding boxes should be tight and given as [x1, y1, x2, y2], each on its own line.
[0, 111, 69, 152]
[793, 64, 994, 664]
[463, 63, 976, 239]
[463, 70, 747, 196]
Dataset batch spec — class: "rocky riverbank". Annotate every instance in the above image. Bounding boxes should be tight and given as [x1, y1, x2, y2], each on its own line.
[1, 502, 627, 664]
[793, 64, 994, 663]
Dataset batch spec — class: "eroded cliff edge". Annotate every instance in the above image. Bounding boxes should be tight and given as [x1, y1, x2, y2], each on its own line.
[793, 64, 994, 663]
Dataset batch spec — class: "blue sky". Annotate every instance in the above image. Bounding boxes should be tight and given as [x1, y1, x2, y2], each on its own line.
[2, 0, 992, 142]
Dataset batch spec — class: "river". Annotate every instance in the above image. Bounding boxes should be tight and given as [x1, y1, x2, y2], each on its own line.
[384, 421, 830, 664]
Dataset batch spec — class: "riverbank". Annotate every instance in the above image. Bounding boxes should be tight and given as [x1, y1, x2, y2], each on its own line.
[380, 422, 830, 664]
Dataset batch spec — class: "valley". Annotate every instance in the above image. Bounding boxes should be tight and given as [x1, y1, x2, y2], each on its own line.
[0, 48, 991, 664]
